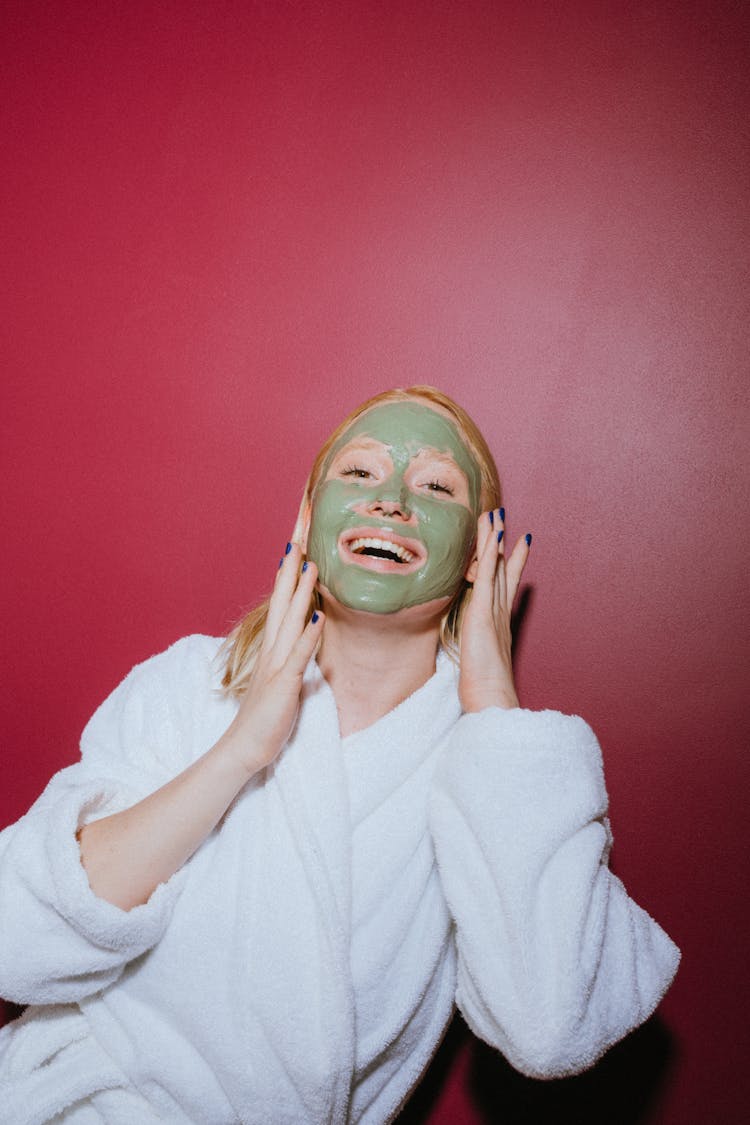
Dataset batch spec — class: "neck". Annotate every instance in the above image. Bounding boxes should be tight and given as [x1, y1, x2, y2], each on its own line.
[315, 596, 445, 738]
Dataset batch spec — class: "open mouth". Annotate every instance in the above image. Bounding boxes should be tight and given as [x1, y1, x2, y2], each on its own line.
[338, 526, 426, 573]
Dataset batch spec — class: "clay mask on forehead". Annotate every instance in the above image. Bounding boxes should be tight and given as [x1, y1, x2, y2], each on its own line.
[307, 402, 482, 614]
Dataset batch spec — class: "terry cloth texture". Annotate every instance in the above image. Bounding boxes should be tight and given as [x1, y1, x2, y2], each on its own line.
[0, 635, 680, 1124]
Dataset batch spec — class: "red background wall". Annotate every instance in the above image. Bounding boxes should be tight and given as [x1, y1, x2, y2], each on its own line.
[2, 2, 748, 1122]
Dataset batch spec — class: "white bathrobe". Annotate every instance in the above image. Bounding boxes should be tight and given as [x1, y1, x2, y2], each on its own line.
[0, 635, 680, 1124]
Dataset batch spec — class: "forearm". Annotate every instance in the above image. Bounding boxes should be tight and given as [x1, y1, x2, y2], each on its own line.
[68, 553, 323, 914]
[430, 707, 680, 1076]
[77, 728, 256, 911]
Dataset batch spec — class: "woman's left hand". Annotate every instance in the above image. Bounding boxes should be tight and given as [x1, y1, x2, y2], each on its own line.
[458, 509, 531, 712]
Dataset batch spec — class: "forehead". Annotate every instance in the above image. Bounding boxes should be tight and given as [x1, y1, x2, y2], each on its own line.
[331, 402, 471, 465]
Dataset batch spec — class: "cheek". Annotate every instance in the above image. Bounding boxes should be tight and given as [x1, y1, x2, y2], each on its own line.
[308, 483, 362, 545]
[419, 505, 475, 565]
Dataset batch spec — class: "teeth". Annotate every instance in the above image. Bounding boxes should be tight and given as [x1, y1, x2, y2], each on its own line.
[349, 537, 415, 563]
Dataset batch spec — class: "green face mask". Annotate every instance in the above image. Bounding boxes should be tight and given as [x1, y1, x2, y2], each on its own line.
[307, 402, 482, 614]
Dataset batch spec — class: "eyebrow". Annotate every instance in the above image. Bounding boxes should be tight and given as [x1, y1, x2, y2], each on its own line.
[411, 448, 463, 471]
[333, 436, 386, 454]
[335, 438, 460, 463]
[331, 439, 466, 481]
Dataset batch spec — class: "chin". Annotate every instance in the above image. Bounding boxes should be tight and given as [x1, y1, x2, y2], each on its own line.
[316, 580, 453, 622]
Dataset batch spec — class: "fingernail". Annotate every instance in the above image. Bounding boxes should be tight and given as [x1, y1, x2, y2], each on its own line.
[312, 611, 319, 623]
[285, 542, 292, 555]
[499, 507, 505, 522]
[302, 561, 308, 572]
[525, 533, 532, 546]
[497, 530, 504, 544]
[488, 510, 494, 526]
[278, 558, 284, 569]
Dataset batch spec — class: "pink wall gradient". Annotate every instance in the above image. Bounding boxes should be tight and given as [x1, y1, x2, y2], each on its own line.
[2, 2, 747, 1121]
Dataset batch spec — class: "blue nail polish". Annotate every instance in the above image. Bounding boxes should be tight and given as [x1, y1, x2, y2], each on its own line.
[499, 507, 505, 522]
[285, 542, 292, 555]
[525, 533, 532, 545]
[497, 530, 504, 544]
[312, 611, 319, 623]
[302, 561, 308, 572]
[488, 510, 494, 526]
[278, 558, 284, 569]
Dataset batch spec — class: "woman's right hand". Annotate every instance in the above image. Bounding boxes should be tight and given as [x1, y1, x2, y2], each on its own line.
[221, 543, 325, 778]
[76, 544, 323, 911]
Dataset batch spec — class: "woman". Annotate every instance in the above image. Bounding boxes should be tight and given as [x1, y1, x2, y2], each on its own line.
[0, 387, 679, 1124]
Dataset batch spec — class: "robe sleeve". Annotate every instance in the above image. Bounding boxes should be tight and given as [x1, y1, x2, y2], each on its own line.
[428, 706, 681, 1079]
[0, 635, 219, 1007]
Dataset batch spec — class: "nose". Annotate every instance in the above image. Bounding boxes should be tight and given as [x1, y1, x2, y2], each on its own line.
[367, 482, 413, 521]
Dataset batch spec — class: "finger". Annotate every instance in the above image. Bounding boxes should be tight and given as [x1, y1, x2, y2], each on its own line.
[464, 509, 491, 588]
[475, 508, 495, 558]
[284, 609, 325, 678]
[493, 508, 507, 614]
[495, 506, 506, 545]
[273, 559, 320, 658]
[505, 533, 531, 609]
[265, 541, 304, 649]
[495, 510, 505, 591]
[494, 547, 508, 622]
[473, 510, 502, 611]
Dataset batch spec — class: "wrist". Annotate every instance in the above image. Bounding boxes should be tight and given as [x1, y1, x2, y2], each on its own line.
[463, 690, 520, 713]
[213, 726, 272, 783]
[461, 675, 519, 711]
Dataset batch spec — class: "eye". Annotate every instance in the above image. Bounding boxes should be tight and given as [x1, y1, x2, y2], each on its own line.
[424, 479, 454, 496]
[341, 464, 372, 480]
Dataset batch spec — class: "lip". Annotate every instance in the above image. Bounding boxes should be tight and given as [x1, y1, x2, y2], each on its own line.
[338, 525, 427, 574]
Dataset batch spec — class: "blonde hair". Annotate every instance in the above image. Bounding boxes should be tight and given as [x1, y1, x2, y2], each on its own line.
[219, 386, 502, 696]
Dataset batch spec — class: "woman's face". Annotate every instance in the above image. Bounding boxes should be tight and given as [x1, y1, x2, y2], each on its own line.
[306, 401, 482, 614]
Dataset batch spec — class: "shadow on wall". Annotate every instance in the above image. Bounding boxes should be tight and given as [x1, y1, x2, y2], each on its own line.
[399, 1014, 679, 1124]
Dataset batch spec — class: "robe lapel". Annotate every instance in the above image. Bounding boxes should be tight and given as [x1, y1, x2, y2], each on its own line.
[269, 659, 355, 1120]
[342, 651, 462, 829]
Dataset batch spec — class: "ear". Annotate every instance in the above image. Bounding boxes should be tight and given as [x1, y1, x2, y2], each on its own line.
[463, 545, 479, 585]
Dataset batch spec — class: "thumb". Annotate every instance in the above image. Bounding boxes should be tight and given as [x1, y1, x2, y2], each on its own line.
[284, 611, 325, 679]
